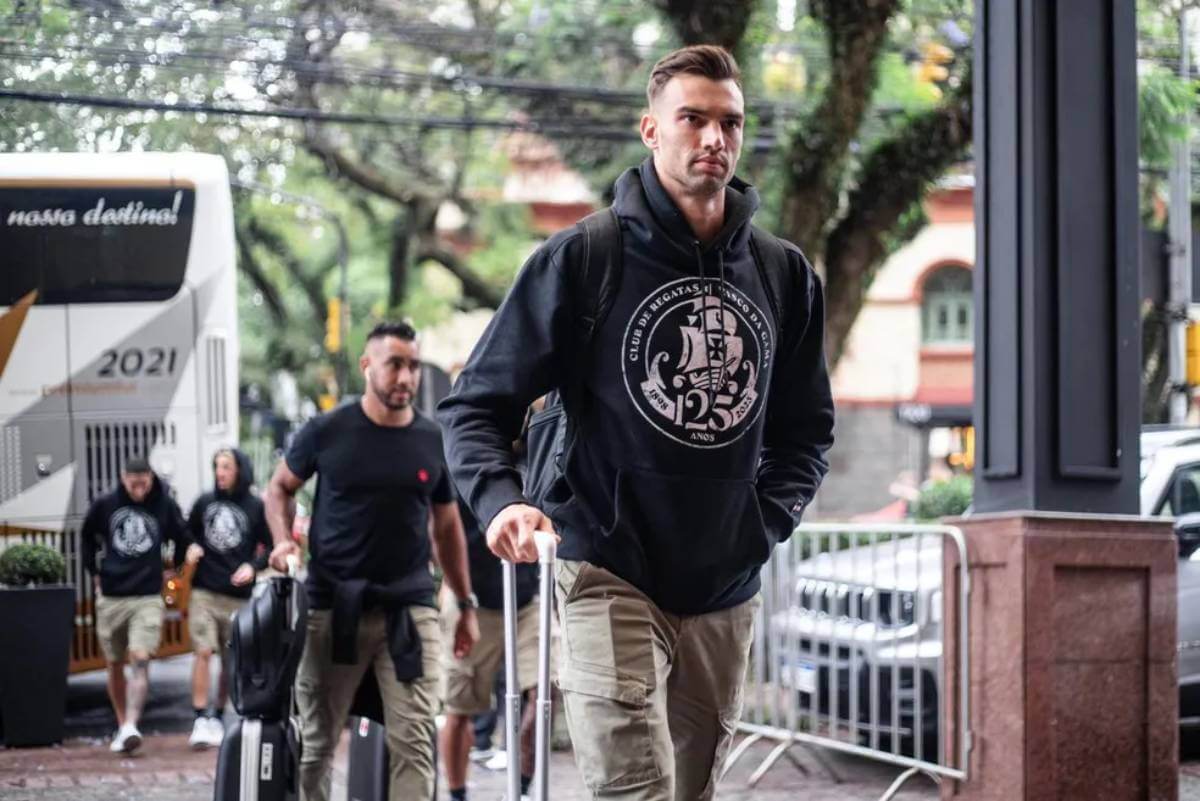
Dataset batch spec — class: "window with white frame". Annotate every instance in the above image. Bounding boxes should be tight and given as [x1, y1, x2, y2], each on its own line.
[921, 265, 973, 344]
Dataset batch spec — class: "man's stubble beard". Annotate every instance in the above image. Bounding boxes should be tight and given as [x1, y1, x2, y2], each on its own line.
[371, 381, 411, 411]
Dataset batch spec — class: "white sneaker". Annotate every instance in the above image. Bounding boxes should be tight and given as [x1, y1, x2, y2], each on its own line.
[483, 749, 508, 772]
[189, 717, 210, 749]
[204, 716, 225, 747]
[111, 723, 142, 753]
[470, 746, 496, 763]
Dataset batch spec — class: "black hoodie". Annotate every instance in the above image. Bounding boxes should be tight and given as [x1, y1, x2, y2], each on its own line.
[438, 159, 834, 615]
[82, 473, 188, 598]
[184, 448, 272, 599]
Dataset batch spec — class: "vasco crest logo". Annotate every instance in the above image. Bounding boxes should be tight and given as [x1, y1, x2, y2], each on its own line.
[622, 278, 773, 448]
[109, 507, 158, 557]
[204, 502, 248, 553]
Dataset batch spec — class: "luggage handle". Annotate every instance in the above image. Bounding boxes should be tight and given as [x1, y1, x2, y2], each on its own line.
[503, 529, 556, 801]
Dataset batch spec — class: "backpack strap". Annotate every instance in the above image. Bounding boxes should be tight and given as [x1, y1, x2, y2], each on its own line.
[575, 207, 623, 353]
[748, 225, 792, 336]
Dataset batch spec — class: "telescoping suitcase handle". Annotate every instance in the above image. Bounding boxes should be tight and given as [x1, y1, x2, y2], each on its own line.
[503, 530, 556, 801]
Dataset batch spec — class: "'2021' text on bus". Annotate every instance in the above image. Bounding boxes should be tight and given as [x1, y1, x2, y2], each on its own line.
[0, 152, 238, 530]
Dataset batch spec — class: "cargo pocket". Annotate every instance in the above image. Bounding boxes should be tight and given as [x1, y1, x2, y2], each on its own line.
[557, 661, 662, 792]
[409, 605, 442, 679]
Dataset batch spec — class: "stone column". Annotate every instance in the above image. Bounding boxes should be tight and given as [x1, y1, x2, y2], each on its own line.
[942, 513, 1177, 800]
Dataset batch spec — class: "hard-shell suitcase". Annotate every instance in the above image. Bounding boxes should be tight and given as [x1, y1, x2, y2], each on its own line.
[344, 714, 440, 800]
[346, 716, 387, 801]
[212, 717, 302, 801]
[503, 532, 557, 801]
[213, 556, 305, 801]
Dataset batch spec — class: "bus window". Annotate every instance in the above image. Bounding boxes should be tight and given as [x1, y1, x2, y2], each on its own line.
[0, 185, 194, 305]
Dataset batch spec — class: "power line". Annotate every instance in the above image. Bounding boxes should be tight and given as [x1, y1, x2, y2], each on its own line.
[0, 39, 811, 118]
[0, 87, 784, 150]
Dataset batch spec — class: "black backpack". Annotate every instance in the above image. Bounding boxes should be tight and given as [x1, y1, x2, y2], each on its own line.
[229, 574, 309, 721]
[523, 207, 796, 508]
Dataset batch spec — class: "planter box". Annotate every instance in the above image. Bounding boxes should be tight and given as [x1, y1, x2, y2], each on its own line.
[0, 585, 75, 746]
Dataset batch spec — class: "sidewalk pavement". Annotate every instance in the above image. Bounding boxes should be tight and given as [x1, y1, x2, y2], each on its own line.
[3, 655, 1200, 800]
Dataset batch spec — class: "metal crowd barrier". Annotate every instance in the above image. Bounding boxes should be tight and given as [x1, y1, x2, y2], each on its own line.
[724, 523, 972, 800]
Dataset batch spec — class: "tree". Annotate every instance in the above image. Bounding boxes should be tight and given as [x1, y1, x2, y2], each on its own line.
[649, 0, 972, 366]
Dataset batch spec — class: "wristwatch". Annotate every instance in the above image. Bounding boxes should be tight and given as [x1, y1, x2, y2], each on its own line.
[457, 592, 480, 611]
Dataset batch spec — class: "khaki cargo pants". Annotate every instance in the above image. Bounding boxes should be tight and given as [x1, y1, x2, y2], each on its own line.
[555, 560, 759, 801]
[295, 606, 441, 801]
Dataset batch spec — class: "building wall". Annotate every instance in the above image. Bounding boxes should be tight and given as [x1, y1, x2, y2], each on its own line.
[823, 187, 976, 517]
[814, 403, 924, 519]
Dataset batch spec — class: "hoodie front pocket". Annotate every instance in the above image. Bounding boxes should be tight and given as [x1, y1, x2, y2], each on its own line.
[605, 468, 767, 609]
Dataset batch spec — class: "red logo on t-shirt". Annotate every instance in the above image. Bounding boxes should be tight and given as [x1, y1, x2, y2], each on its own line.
[417, 469, 429, 483]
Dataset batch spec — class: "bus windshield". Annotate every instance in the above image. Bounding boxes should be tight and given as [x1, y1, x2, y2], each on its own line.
[0, 184, 194, 305]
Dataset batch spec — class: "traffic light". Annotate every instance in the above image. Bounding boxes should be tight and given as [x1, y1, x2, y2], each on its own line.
[1187, 321, 1200, 385]
[324, 297, 342, 354]
[915, 41, 955, 95]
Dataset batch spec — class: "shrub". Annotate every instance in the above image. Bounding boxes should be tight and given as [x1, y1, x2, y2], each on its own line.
[0, 543, 66, 586]
[911, 476, 973, 521]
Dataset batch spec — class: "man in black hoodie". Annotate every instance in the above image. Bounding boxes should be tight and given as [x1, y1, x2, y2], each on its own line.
[182, 447, 271, 749]
[438, 45, 834, 800]
[81, 457, 188, 755]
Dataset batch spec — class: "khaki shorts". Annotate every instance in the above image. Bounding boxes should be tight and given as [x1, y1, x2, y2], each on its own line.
[441, 598, 550, 716]
[95, 594, 165, 662]
[188, 588, 246, 654]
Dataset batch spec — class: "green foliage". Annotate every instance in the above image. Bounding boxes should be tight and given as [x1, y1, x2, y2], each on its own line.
[1139, 65, 1195, 172]
[0, 543, 67, 586]
[911, 477, 973, 521]
[0, 0, 1187, 410]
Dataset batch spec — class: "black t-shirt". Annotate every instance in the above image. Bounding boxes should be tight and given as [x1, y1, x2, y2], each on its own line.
[285, 402, 453, 609]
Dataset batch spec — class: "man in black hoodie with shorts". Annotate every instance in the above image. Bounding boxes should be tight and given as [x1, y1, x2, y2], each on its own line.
[82, 457, 188, 755]
[438, 45, 834, 800]
[182, 447, 272, 749]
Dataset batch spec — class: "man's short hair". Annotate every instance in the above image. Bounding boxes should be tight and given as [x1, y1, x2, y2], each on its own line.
[646, 45, 742, 106]
[365, 321, 418, 344]
[123, 457, 152, 474]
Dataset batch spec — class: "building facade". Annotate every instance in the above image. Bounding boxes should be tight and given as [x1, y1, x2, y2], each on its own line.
[816, 182, 975, 519]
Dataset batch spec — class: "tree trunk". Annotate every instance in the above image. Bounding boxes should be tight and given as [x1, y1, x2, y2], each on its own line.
[778, 0, 900, 262]
[1143, 305, 1171, 424]
[653, 0, 758, 53]
[388, 212, 414, 311]
[821, 73, 973, 364]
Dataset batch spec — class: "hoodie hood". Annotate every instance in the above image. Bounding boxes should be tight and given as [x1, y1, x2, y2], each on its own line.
[214, 447, 255, 499]
[612, 157, 760, 264]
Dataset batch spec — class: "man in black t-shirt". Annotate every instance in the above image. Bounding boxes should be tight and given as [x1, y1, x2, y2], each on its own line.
[265, 321, 478, 801]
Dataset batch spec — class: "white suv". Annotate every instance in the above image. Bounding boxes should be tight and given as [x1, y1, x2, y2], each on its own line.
[770, 425, 1200, 758]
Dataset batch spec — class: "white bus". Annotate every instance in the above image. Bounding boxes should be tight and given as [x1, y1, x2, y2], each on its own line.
[0, 152, 238, 529]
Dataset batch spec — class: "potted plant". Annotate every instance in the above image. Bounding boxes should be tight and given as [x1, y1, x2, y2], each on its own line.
[0, 542, 74, 747]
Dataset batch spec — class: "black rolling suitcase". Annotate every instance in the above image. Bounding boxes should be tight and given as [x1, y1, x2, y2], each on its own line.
[213, 557, 308, 801]
[345, 713, 440, 800]
[347, 716, 388, 801]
